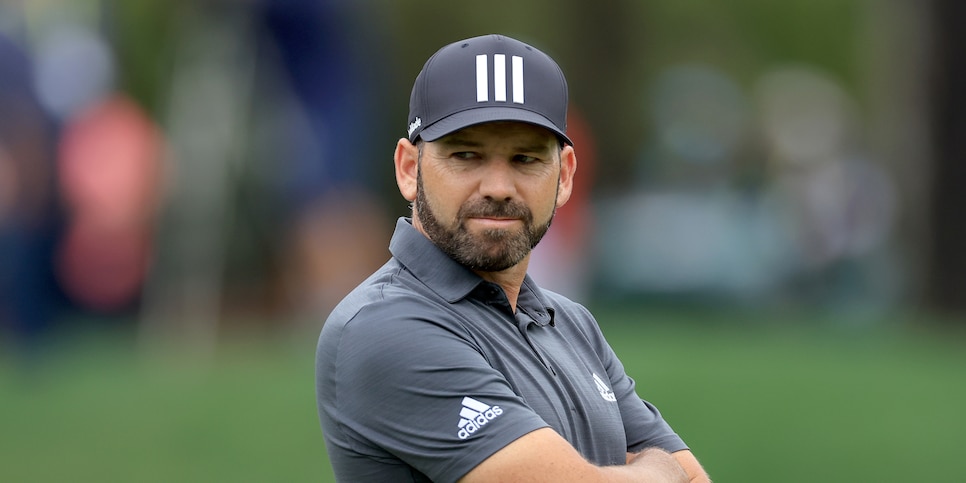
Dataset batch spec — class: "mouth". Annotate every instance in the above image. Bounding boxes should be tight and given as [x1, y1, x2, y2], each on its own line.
[465, 216, 522, 230]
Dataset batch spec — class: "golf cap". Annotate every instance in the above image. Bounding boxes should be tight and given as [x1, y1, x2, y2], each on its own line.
[407, 34, 572, 146]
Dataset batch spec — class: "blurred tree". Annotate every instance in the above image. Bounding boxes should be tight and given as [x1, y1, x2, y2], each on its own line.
[107, 1, 178, 118]
[926, 0, 966, 314]
[557, 0, 641, 193]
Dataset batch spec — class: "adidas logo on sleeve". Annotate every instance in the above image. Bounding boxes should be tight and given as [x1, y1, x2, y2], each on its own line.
[456, 397, 504, 440]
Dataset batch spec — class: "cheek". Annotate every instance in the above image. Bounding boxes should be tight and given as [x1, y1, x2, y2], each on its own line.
[419, 173, 465, 220]
[537, 177, 564, 213]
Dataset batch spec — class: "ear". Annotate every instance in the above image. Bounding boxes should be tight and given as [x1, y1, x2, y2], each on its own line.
[554, 144, 577, 209]
[394, 138, 419, 202]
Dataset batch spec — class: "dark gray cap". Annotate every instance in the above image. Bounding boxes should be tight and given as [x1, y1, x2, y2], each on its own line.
[407, 34, 572, 146]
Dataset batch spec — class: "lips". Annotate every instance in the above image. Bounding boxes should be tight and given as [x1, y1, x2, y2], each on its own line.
[461, 201, 530, 220]
[466, 216, 522, 229]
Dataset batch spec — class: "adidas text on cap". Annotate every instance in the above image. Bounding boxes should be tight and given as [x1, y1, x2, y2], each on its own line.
[407, 34, 572, 146]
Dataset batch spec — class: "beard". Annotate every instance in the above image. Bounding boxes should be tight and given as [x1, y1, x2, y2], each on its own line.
[415, 171, 555, 272]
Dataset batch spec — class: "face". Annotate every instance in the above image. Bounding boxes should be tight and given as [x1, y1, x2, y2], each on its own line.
[397, 121, 575, 273]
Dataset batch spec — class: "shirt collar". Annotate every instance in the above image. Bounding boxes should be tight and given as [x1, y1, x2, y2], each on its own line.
[389, 217, 556, 326]
[389, 217, 483, 303]
[519, 277, 556, 327]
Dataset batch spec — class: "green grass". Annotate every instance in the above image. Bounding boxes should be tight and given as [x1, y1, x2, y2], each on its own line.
[595, 308, 966, 483]
[0, 332, 328, 482]
[2, 309, 964, 482]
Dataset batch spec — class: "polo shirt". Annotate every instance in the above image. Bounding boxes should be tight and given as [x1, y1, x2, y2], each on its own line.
[316, 217, 686, 482]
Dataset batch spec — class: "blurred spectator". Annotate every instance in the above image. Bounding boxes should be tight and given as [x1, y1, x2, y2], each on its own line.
[594, 64, 790, 301]
[755, 65, 899, 310]
[255, 0, 392, 321]
[0, 33, 58, 356]
[593, 62, 899, 311]
[54, 95, 165, 313]
[16, 9, 168, 316]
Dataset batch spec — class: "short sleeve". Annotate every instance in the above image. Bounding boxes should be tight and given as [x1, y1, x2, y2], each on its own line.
[566, 304, 688, 454]
[319, 302, 550, 482]
[601, 340, 688, 453]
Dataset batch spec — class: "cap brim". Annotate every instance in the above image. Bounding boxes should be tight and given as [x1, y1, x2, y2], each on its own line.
[418, 106, 572, 146]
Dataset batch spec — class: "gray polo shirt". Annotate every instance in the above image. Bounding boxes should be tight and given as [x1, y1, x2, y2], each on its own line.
[316, 218, 686, 482]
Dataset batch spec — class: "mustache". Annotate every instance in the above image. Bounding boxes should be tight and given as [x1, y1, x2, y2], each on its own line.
[458, 199, 533, 222]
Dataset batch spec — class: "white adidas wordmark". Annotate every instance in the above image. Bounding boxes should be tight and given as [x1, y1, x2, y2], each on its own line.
[476, 54, 524, 104]
[407, 117, 421, 137]
[593, 373, 617, 402]
[456, 396, 504, 440]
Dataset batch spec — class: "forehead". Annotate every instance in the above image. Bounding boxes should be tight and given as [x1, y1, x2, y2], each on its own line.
[435, 121, 558, 147]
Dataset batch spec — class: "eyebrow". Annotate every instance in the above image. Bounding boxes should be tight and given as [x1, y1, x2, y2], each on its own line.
[436, 137, 482, 149]
[436, 136, 553, 154]
[515, 143, 556, 154]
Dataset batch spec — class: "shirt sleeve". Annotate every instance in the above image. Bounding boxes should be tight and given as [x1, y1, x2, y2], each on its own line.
[321, 301, 551, 483]
[573, 305, 689, 454]
[607, 350, 688, 452]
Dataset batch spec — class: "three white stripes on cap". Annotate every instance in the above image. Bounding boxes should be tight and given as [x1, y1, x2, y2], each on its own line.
[476, 54, 524, 104]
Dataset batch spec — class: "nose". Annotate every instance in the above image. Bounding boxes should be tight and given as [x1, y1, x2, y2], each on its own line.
[478, 159, 517, 201]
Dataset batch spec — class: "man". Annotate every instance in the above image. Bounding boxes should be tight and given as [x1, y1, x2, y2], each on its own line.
[316, 34, 710, 482]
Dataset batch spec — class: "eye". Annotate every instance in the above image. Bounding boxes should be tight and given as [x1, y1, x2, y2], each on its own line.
[452, 151, 479, 160]
[513, 154, 540, 164]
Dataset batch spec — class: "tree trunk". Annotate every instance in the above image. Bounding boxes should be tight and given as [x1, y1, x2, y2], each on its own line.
[927, 0, 966, 313]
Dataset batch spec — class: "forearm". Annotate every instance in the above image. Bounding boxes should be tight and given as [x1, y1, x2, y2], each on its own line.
[599, 448, 689, 482]
[461, 429, 706, 483]
[672, 449, 711, 483]
[621, 448, 711, 483]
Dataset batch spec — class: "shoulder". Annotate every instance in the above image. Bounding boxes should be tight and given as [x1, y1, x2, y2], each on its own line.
[318, 261, 480, 373]
[322, 259, 456, 335]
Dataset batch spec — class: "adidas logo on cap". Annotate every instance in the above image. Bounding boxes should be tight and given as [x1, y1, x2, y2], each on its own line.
[456, 397, 504, 440]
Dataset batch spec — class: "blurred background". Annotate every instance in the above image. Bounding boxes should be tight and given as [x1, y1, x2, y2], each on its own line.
[1, 0, 964, 481]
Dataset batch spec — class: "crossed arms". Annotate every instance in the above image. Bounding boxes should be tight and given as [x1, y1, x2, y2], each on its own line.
[460, 427, 711, 483]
